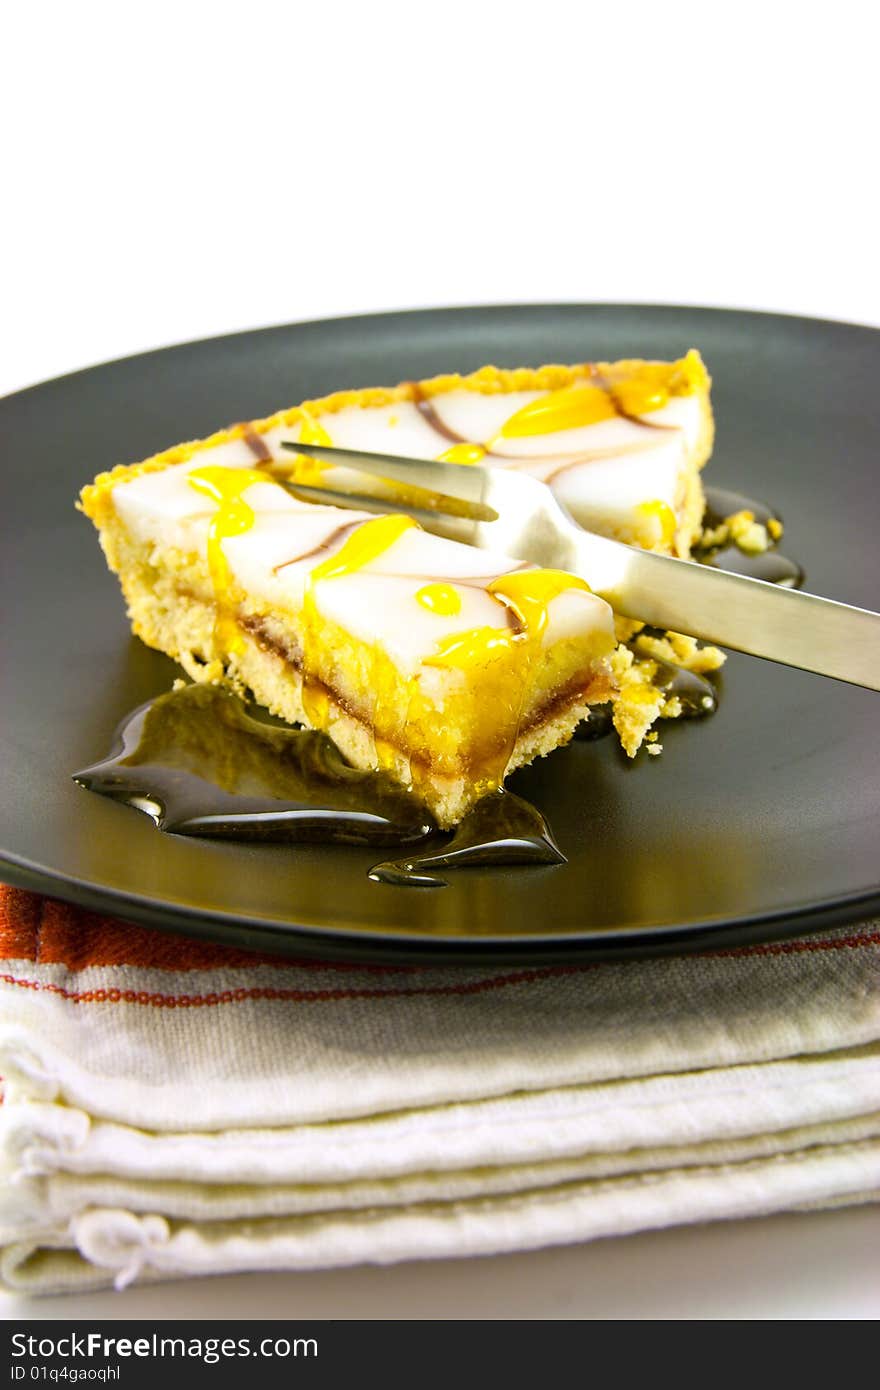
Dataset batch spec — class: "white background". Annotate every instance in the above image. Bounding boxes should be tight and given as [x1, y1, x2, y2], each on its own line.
[2, 0, 878, 1319]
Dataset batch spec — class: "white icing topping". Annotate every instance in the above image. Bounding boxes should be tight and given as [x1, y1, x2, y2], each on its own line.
[264, 403, 444, 460]
[111, 464, 614, 679]
[539, 438, 685, 527]
[305, 389, 701, 537]
[640, 395, 702, 445]
[426, 389, 543, 442]
[108, 367, 702, 677]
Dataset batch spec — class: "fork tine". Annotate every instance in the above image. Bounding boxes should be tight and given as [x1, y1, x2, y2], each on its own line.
[279, 440, 491, 506]
[279, 479, 495, 528]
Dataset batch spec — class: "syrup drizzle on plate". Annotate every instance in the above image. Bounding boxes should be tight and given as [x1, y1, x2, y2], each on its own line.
[72, 684, 562, 888]
[368, 790, 564, 889]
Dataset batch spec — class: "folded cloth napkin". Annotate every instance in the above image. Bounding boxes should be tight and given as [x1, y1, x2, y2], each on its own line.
[1, 883, 878, 1296]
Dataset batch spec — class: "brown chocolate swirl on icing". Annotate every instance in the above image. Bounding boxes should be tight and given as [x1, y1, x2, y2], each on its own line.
[589, 366, 678, 431]
[411, 375, 678, 474]
[272, 520, 366, 574]
[240, 426, 273, 463]
[411, 383, 464, 444]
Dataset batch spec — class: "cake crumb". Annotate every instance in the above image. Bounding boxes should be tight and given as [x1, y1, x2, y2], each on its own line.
[699, 521, 729, 549]
[609, 647, 667, 755]
[646, 743, 663, 756]
[727, 509, 770, 554]
[700, 509, 782, 555]
[633, 631, 726, 675]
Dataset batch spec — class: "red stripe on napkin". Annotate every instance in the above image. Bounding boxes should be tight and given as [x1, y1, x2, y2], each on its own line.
[0, 885, 410, 973]
[2, 885, 878, 987]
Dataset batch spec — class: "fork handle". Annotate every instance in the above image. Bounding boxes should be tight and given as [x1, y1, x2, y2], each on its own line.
[566, 524, 880, 691]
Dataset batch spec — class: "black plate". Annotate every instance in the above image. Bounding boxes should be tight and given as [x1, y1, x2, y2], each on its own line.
[2, 305, 879, 963]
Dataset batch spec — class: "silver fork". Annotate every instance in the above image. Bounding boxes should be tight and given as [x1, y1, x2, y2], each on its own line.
[277, 441, 880, 692]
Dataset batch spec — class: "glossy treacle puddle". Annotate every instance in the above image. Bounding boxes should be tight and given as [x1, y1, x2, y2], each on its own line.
[369, 790, 564, 888]
[73, 684, 433, 845]
[702, 487, 777, 529]
[651, 657, 718, 714]
[574, 704, 615, 740]
[699, 487, 804, 588]
[73, 684, 563, 888]
[703, 545, 803, 586]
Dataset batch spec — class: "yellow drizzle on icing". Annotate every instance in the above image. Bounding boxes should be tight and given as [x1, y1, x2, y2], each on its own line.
[435, 374, 673, 469]
[186, 470, 418, 757]
[426, 626, 516, 669]
[430, 373, 668, 461]
[612, 378, 669, 416]
[494, 383, 618, 441]
[425, 569, 599, 792]
[288, 412, 333, 485]
[426, 570, 591, 668]
[490, 569, 592, 639]
[437, 442, 487, 465]
[310, 514, 416, 584]
[438, 367, 681, 455]
[302, 515, 417, 761]
[185, 462, 606, 798]
[636, 499, 677, 548]
[416, 583, 462, 616]
[188, 465, 268, 655]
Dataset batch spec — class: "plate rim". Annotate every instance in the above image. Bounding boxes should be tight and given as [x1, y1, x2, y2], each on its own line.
[4, 299, 880, 407]
[3, 849, 878, 966]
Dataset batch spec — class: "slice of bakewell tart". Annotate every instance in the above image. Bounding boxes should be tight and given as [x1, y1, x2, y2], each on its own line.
[80, 449, 617, 828]
[79, 351, 715, 825]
